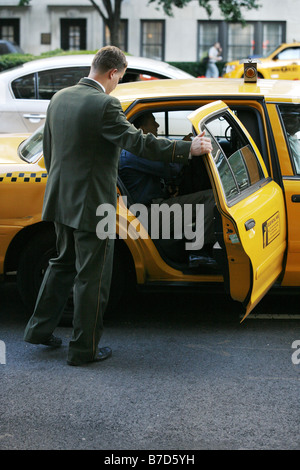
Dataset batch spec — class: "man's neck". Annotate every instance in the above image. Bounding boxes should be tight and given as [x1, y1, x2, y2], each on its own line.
[86, 76, 106, 93]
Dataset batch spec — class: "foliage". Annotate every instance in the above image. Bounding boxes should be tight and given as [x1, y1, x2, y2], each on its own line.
[169, 60, 225, 77]
[0, 53, 35, 72]
[148, 0, 261, 23]
[18, 0, 261, 48]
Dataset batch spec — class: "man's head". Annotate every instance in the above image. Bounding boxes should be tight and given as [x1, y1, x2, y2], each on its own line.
[89, 46, 128, 94]
[133, 112, 160, 137]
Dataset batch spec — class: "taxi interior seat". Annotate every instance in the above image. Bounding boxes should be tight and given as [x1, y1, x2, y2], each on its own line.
[117, 174, 187, 263]
[117, 168, 219, 271]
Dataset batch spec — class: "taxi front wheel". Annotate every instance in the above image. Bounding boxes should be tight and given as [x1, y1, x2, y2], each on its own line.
[16, 228, 131, 321]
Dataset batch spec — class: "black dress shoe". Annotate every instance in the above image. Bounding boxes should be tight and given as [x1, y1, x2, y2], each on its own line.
[41, 335, 62, 348]
[67, 347, 112, 366]
[189, 253, 218, 268]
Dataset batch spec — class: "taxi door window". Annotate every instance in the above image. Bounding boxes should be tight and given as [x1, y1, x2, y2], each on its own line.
[154, 110, 193, 139]
[276, 47, 300, 60]
[204, 112, 264, 203]
[278, 104, 300, 175]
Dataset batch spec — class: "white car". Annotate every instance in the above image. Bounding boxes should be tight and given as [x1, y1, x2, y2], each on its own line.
[0, 54, 193, 133]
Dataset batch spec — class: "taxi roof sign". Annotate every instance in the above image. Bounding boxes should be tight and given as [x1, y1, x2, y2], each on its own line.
[239, 59, 261, 83]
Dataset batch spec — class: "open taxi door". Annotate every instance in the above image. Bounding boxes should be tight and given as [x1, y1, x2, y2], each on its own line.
[188, 101, 287, 320]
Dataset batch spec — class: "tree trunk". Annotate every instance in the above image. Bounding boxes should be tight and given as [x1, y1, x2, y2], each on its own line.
[107, 17, 121, 48]
[89, 0, 123, 48]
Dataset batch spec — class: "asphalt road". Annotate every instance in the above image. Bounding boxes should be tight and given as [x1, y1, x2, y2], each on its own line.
[0, 282, 299, 451]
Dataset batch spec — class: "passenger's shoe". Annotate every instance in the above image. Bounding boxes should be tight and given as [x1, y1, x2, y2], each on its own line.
[189, 253, 218, 269]
[40, 335, 62, 348]
[67, 347, 112, 366]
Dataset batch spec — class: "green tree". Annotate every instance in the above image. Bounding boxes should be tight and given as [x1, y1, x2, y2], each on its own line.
[19, 0, 261, 47]
[148, 0, 261, 23]
[88, 1, 123, 48]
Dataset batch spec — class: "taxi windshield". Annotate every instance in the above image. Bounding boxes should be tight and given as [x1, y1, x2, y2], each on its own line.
[18, 125, 44, 163]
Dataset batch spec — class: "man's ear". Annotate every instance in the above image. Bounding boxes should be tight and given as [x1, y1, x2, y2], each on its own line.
[108, 68, 118, 79]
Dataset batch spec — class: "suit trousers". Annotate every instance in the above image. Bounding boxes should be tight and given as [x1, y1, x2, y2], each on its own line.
[151, 189, 215, 247]
[23, 222, 115, 364]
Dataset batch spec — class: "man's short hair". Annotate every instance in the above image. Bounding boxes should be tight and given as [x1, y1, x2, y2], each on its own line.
[133, 112, 153, 129]
[92, 46, 128, 74]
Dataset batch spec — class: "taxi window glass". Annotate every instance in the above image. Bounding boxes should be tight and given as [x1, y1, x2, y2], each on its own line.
[154, 110, 193, 139]
[12, 73, 36, 99]
[278, 104, 300, 175]
[204, 112, 264, 202]
[277, 47, 300, 60]
[38, 66, 90, 100]
[18, 125, 44, 163]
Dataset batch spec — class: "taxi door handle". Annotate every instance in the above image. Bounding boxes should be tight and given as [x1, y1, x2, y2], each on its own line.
[292, 194, 300, 203]
[23, 113, 46, 120]
[244, 219, 256, 231]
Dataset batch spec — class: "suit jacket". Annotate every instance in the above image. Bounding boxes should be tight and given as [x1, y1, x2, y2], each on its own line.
[42, 77, 191, 232]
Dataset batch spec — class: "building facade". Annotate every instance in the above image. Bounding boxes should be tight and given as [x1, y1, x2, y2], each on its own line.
[0, 0, 299, 62]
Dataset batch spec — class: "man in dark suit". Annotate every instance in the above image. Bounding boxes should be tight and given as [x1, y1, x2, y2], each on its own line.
[23, 46, 212, 366]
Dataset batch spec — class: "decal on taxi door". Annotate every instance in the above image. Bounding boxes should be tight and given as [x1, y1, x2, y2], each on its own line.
[262, 211, 280, 248]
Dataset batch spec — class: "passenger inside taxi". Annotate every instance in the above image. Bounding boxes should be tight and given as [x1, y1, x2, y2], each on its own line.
[281, 110, 300, 174]
[119, 112, 218, 269]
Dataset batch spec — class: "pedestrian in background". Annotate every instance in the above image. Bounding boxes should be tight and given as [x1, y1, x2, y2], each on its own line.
[205, 42, 222, 78]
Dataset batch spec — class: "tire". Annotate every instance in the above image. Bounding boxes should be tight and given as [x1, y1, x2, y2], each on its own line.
[17, 228, 132, 319]
[17, 228, 57, 315]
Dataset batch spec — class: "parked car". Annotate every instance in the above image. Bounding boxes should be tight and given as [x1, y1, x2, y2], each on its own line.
[0, 39, 24, 55]
[223, 42, 300, 80]
[0, 54, 193, 134]
[1, 71, 300, 321]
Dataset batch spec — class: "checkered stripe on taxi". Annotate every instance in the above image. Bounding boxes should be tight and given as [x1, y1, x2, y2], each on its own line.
[0, 172, 47, 183]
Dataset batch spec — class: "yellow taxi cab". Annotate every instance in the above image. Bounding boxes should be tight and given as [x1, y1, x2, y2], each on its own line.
[1, 67, 300, 321]
[223, 42, 300, 80]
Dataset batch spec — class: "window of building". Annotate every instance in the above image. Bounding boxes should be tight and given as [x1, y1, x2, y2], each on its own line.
[0, 19, 20, 45]
[227, 23, 255, 62]
[104, 20, 128, 51]
[60, 19, 87, 51]
[141, 20, 165, 60]
[262, 23, 284, 56]
[197, 20, 285, 62]
[197, 22, 220, 61]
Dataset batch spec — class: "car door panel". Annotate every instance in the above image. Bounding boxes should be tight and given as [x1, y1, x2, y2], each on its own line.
[188, 101, 286, 319]
[266, 103, 300, 286]
[17, 100, 48, 133]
